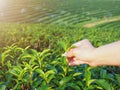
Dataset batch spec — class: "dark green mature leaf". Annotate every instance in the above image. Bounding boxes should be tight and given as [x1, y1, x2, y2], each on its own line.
[85, 85, 103, 90]
[39, 85, 48, 90]
[59, 76, 72, 86]
[115, 74, 120, 84]
[95, 79, 111, 90]
[0, 82, 7, 90]
[67, 83, 81, 90]
[100, 69, 107, 79]
[0, 85, 6, 90]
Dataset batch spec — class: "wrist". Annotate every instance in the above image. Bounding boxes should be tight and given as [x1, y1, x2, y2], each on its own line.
[89, 47, 101, 66]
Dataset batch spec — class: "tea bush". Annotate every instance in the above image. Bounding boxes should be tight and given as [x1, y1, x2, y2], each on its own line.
[0, 23, 120, 90]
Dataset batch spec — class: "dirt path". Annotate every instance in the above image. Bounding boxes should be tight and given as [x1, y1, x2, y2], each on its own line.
[84, 16, 120, 28]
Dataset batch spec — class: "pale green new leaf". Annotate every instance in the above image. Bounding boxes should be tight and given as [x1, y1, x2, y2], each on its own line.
[45, 70, 55, 78]
[40, 53, 51, 61]
[87, 79, 96, 86]
[73, 72, 81, 77]
[36, 69, 45, 78]
[25, 46, 30, 50]
[58, 41, 67, 51]
[47, 74, 55, 84]
[40, 49, 50, 57]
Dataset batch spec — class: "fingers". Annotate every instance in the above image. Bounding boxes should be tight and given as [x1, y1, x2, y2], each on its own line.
[66, 55, 88, 66]
[72, 39, 89, 47]
[64, 49, 75, 57]
[64, 48, 90, 66]
[63, 39, 93, 57]
[67, 56, 75, 62]
[69, 59, 88, 66]
[72, 39, 94, 48]
[62, 39, 94, 66]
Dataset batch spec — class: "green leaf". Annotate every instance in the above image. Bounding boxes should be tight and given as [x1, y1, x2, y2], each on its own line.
[47, 87, 54, 90]
[73, 72, 81, 77]
[87, 79, 96, 86]
[21, 54, 34, 59]
[115, 74, 120, 84]
[59, 76, 72, 86]
[47, 74, 55, 83]
[9, 69, 19, 77]
[100, 69, 107, 79]
[18, 68, 28, 80]
[40, 49, 50, 57]
[0, 85, 6, 90]
[95, 79, 111, 90]
[58, 41, 67, 51]
[85, 85, 99, 90]
[41, 53, 51, 61]
[39, 85, 48, 90]
[84, 67, 92, 86]
[76, 81, 84, 87]
[67, 83, 81, 90]
[0, 82, 7, 90]
[36, 69, 45, 78]
[25, 46, 30, 50]
[1, 52, 10, 66]
[45, 70, 55, 78]
[32, 66, 39, 71]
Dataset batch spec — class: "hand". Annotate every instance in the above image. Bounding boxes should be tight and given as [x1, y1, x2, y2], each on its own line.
[64, 39, 96, 66]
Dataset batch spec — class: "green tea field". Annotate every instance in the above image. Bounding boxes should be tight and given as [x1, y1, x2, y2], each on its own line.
[0, 0, 120, 90]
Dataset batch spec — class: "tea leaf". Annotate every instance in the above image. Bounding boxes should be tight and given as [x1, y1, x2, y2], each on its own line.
[67, 83, 81, 90]
[0, 85, 6, 90]
[45, 70, 55, 78]
[87, 79, 96, 86]
[59, 76, 72, 86]
[36, 69, 45, 78]
[73, 72, 81, 77]
[40, 49, 50, 57]
[95, 79, 111, 90]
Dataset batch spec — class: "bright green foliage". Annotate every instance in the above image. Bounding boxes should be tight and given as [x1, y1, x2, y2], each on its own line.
[0, 0, 120, 89]
[0, 23, 120, 89]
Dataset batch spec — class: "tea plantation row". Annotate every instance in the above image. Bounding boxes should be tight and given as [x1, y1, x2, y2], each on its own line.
[1, 0, 120, 24]
[0, 23, 120, 90]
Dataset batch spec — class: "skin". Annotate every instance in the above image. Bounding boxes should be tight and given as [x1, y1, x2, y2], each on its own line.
[64, 39, 120, 66]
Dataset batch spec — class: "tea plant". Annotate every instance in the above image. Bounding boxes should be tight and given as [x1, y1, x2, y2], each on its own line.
[0, 23, 120, 89]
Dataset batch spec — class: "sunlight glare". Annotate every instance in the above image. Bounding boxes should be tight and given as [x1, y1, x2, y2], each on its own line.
[0, 0, 6, 10]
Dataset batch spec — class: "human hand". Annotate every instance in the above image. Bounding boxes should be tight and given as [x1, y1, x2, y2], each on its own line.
[63, 39, 96, 66]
